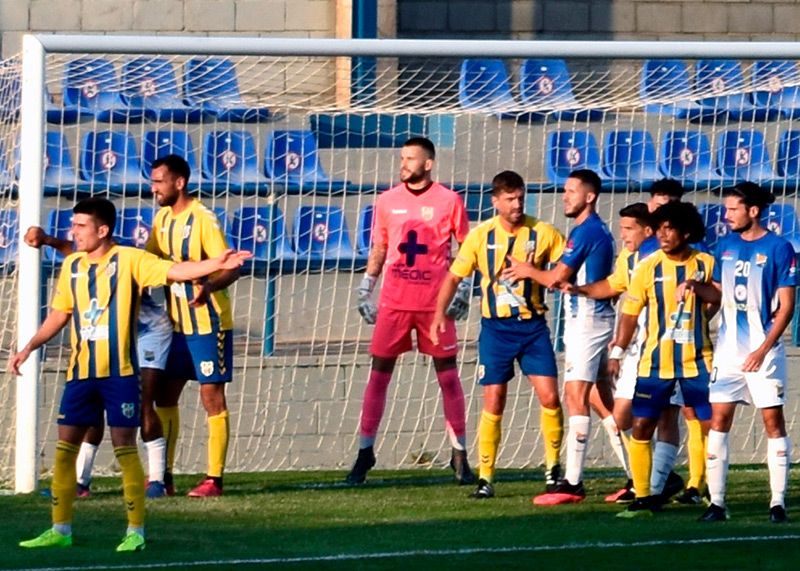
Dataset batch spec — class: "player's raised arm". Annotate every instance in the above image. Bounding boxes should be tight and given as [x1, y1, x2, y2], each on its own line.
[166, 249, 252, 283]
[24, 226, 74, 258]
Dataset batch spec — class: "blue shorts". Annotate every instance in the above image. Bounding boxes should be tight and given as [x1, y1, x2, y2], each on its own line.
[58, 376, 141, 428]
[633, 374, 711, 421]
[165, 330, 233, 384]
[478, 317, 558, 385]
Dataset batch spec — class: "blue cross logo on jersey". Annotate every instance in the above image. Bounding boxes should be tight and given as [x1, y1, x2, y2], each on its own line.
[398, 230, 428, 267]
[83, 298, 103, 326]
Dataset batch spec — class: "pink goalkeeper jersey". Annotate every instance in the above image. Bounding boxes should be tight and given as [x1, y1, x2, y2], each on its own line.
[374, 182, 469, 311]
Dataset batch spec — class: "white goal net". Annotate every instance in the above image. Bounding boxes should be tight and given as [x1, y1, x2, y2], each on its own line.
[2, 37, 800, 488]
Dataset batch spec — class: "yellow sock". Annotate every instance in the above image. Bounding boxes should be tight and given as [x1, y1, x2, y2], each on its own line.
[114, 446, 145, 528]
[686, 418, 706, 489]
[629, 438, 652, 498]
[478, 410, 502, 483]
[207, 410, 230, 479]
[52, 441, 79, 525]
[156, 406, 180, 473]
[540, 406, 564, 470]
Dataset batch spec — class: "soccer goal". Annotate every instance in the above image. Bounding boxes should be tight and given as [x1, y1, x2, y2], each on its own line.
[4, 36, 800, 493]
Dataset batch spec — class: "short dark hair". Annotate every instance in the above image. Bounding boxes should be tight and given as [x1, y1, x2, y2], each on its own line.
[619, 202, 652, 228]
[151, 154, 191, 183]
[650, 178, 684, 199]
[567, 169, 602, 194]
[651, 201, 706, 244]
[492, 170, 525, 196]
[403, 137, 435, 160]
[724, 181, 775, 214]
[73, 197, 116, 234]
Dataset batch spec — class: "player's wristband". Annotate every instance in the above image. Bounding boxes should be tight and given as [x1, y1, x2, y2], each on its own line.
[609, 345, 625, 360]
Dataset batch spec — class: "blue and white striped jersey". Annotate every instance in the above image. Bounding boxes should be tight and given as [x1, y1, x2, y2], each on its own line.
[561, 212, 615, 320]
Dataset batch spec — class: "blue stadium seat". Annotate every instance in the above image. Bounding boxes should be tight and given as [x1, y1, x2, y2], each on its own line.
[202, 130, 268, 194]
[545, 131, 602, 186]
[602, 130, 659, 189]
[232, 206, 295, 271]
[114, 208, 154, 248]
[63, 57, 151, 123]
[79, 131, 145, 193]
[659, 131, 724, 188]
[697, 203, 730, 252]
[293, 206, 356, 265]
[694, 60, 777, 122]
[184, 58, 270, 122]
[264, 130, 348, 192]
[777, 130, 800, 181]
[15, 132, 82, 195]
[519, 59, 602, 121]
[141, 130, 199, 180]
[458, 59, 530, 119]
[0, 140, 15, 193]
[0, 208, 18, 274]
[640, 60, 717, 122]
[751, 60, 800, 120]
[761, 203, 800, 252]
[46, 89, 82, 124]
[716, 130, 776, 185]
[356, 204, 374, 257]
[44, 208, 74, 262]
[121, 57, 203, 123]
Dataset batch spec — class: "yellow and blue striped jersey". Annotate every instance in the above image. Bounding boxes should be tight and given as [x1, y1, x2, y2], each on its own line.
[606, 247, 640, 293]
[52, 245, 174, 381]
[450, 215, 565, 319]
[621, 248, 715, 379]
[147, 199, 233, 334]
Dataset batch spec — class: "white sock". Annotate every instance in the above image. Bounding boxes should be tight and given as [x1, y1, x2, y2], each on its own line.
[564, 415, 591, 486]
[768, 436, 791, 508]
[143, 437, 167, 484]
[359, 436, 376, 450]
[602, 415, 630, 478]
[53, 523, 72, 536]
[650, 441, 678, 495]
[706, 430, 729, 508]
[127, 526, 145, 537]
[75, 442, 99, 487]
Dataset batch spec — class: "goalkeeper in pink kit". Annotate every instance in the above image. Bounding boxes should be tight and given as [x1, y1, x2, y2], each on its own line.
[348, 137, 475, 485]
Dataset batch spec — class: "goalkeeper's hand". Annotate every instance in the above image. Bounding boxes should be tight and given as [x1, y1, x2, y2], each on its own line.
[446, 276, 473, 321]
[357, 274, 378, 325]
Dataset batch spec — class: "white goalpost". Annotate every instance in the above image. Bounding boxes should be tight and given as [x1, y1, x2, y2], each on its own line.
[5, 35, 800, 493]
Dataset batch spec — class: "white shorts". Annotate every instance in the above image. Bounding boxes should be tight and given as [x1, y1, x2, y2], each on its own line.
[710, 344, 787, 409]
[615, 338, 684, 407]
[137, 319, 173, 371]
[564, 317, 614, 383]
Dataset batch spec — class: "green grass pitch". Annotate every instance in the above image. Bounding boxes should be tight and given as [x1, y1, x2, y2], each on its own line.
[1, 466, 798, 570]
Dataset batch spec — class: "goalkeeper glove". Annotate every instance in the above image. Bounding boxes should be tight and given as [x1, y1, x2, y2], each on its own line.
[446, 276, 473, 320]
[357, 274, 379, 325]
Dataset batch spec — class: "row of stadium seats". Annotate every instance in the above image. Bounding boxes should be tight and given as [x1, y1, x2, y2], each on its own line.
[547, 129, 800, 188]
[3, 129, 349, 195]
[0, 57, 270, 124]
[460, 58, 800, 121]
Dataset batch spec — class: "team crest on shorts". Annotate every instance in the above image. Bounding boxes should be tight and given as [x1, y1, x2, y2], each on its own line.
[477, 365, 485, 380]
[200, 360, 215, 377]
[421, 206, 434, 221]
[144, 350, 155, 362]
[121, 402, 135, 419]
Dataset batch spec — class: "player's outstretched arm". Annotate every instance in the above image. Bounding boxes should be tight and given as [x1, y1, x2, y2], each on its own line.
[675, 278, 721, 305]
[431, 272, 461, 346]
[23, 226, 74, 258]
[9, 310, 71, 375]
[570, 279, 621, 300]
[167, 249, 252, 283]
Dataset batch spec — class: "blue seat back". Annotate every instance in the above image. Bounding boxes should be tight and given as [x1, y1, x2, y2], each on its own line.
[751, 60, 800, 109]
[761, 203, 800, 246]
[142, 130, 198, 179]
[659, 131, 717, 182]
[185, 58, 243, 105]
[293, 206, 354, 260]
[265, 130, 329, 183]
[232, 206, 294, 261]
[40, 132, 78, 189]
[458, 59, 517, 112]
[777, 130, 800, 179]
[694, 60, 749, 108]
[640, 60, 693, 101]
[356, 205, 374, 256]
[121, 57, 183, 106]
[202, 131, 262, 186]
[79, 131, 142, 185]
[0, 208, 19, 270]
[545, 131, 601, 184]
[115, 208, 154, 248]
[603, 130, 659, 183]
[697, 203, 730, 251]
[63, 58, 124, 109]
[716, 131, 775, 181]
[45, 208, 74, 262]
[519, 59, 578, 108]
